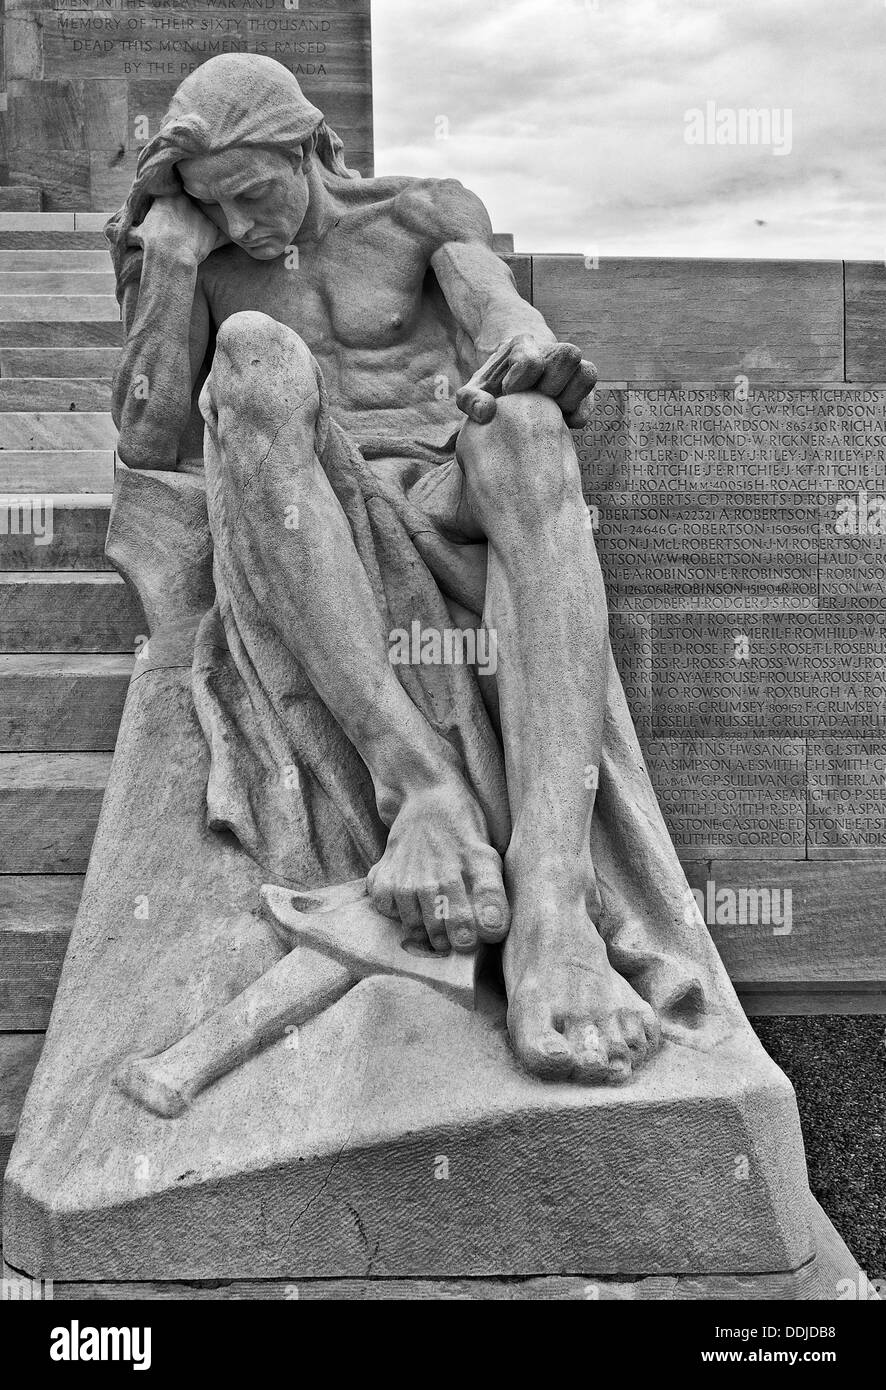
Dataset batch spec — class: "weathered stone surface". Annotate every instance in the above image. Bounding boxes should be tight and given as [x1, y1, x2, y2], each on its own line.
[651, 613, 886, 739]
[0, 573, 142, 652]
[845, 262, 886, 383]
[0, 653, 132, 751]
[534, 258, 844, 382]
[0, 494, 112, 572]
[0, 1200, 870, 1300]
[5, 151, 92, 213]
[2, 672, 815, 1280]
[0, 876, 81, 1029]
[0, 213, 76, 231]
[0, 379, 112, 411]
[0, 250, 111, 271]
[807, 739, 886, 857]
[0, 1034, 44, 1186]
[0, 294, 118, 322]
[0, 347, 118, 378]
[0, 231, 109, 251]
[0, 187, 41, 212]
[0, 411, 116, 448]
[0, 270, 116, 295]
[643, 739, 805, 860]
[0, 751, 111, 872]
[681, 859, 886, 1013]
[0, 449, 114, 492]
[1, 1, 374, 209]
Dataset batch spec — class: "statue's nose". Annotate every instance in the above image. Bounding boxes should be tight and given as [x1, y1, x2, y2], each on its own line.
[223, 203, 253, 240]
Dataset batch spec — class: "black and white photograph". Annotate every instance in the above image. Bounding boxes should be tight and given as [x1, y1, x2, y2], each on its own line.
[0, 0, 883, 1348]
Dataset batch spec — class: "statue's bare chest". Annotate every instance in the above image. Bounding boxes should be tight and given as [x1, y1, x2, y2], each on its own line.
[202, 238, 427, 356]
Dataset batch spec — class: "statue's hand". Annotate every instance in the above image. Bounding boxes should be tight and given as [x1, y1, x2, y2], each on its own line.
[456, 335, 597, 427]
[127, 195, 228, 265]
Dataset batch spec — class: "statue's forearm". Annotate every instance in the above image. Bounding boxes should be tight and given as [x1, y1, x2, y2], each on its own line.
[112, 248, 199, 470]
[472, 293, 556, 361]
[433, 240, 556, 366]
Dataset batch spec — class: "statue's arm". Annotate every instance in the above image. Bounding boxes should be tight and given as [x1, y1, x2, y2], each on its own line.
[426, 186, 554, 357]
[112, 253, 209, 471]
[112, 197, 221, 470]
[423, 180, 596, 425]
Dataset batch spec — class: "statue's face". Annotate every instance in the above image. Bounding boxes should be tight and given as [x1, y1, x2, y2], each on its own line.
[178, 145, 310, 259]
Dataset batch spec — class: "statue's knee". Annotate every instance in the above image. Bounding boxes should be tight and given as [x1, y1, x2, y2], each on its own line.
[488, 390, 566, 441]
[215, 310, 299, 365]
[204, 311, 320, 430]
[459, 391, 576, 509]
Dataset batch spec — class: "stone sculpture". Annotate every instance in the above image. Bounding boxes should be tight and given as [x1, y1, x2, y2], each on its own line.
[105, 52, 732, 1082]
[5, 52, 862, 1293]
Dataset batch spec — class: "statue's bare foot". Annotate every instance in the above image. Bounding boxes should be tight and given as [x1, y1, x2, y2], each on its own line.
[504, 887, 662, 1083]
[367, 776, 510, 954]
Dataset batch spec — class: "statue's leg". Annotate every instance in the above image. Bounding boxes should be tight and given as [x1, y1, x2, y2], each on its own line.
[201, 312, 509, 953]
[457, 392, 661, 1082]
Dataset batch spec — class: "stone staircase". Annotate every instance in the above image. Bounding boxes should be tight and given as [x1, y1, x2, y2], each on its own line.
[0, 213, 139, 1068]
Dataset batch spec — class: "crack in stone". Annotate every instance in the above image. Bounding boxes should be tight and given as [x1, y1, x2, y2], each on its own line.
[280, 1130, 352, 1256]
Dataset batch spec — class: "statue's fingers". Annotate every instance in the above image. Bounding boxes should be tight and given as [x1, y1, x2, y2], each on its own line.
[537, 342, 583, 397]
[501, 348, 545, 394]
[557, 358, 598, 414]
[455, 382, 498, 423]
[563, 394, 596, 429]
[456, 339, 523, 420]
[472, 340, 514, 391]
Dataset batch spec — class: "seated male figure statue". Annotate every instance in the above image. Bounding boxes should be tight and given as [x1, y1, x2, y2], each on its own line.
[108, 54, 688, 1086]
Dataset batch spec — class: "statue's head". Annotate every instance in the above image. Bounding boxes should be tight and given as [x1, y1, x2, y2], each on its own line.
[106, 54, 357, 278]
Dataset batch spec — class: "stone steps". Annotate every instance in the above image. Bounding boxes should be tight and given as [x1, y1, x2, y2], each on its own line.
[0, 232, 110, 251]
[0, 751, 112, 873]
[0, 573, 142, 652]
[0, 1034, 44, 1181]
[0, 296, 118, 322]
[0, 653, 132, 751]
[0, 497, 113, 570]
[0, 875, 83, 1029]
[0, 213, 108, 231]
[0, 379, 112, 411]
[0, 321, 123, 346]
[0, 271, 116, 296]
[0, 451, 114, 492]
[0, 251, 112, 271]
[0, 217, 130, 1107]
[0, 412, 116, 449]
[0, 348, 118, 378]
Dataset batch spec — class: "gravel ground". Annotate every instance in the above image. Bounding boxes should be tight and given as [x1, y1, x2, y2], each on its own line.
[752, 1016, 886, 1277]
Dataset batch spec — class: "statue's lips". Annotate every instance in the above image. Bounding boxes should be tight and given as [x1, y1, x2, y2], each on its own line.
[241, 238, 283, 259]
[241, 233, 287, 249]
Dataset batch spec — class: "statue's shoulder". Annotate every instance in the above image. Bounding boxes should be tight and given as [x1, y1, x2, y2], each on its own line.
[332, 173, 493, 254]
[373, 174, 493, 247]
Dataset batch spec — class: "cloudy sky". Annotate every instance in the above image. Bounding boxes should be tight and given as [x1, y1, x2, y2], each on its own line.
[372, 0, 886, 258]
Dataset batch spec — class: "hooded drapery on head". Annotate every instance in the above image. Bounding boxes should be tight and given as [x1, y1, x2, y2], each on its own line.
[105, 53, 358, 298]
